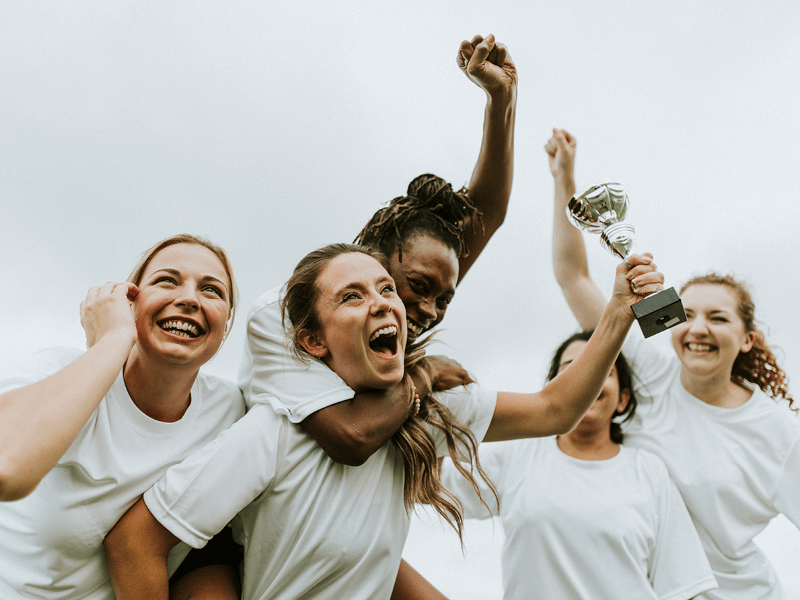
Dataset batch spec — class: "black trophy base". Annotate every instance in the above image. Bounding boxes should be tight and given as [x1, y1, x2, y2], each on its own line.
[630, 287, 687, 338]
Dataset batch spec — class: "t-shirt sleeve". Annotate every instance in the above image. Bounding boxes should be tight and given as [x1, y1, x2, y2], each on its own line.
[621, 333, 675, 420]
[239, 288, 355, 422]
[771, 435, 800, 529]
[0, 347, 84, 394]
[143, 405, 284, 549]
[645, 454, 718, 600]
[440, 442, 506, 519]
[432, 384, 497, 458]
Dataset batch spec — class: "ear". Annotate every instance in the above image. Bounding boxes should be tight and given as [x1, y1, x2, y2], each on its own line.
[298, 330, 329, 359]
[616, 388, 631, 414]
[740, 331, 756, 354]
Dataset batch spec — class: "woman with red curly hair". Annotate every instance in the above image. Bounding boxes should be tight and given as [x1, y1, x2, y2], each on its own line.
[547, 128, 798, 600]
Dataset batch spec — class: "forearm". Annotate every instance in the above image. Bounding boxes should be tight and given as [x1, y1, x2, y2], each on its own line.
[391, 560, 449, 600]
[486, 300, 633, 441]
[302, 374, 425, 466]
[105, 498, 177, 600]
[458, 92, 516, 281]
[0, 334, 133, 500]
[543, 299, 633, 430]
[551, 171, 606, 331]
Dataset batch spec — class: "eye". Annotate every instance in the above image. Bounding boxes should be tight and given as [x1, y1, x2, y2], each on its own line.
[344, 292, 361, 301]
[381, 283, 396, 295]
[202, 284, 224, 297]
[409, 279, 428, 295]
[710, 316, 728, 323]
[436, 296, 452, 310]
[155, 276, 177, 286]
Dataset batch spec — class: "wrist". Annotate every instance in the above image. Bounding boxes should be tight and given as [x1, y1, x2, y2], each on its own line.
[485, 91, 517, 118]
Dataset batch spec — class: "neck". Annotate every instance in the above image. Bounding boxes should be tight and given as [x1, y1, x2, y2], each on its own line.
[556, 427, 619, 460]
[123, 347, 198, 422]
[679, 368, 752, 408]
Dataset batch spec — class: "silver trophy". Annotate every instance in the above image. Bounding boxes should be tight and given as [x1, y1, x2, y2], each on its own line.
[567, 181, 686, 338]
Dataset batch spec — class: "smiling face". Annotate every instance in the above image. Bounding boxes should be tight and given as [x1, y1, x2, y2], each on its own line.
[132, 243, 231, 369]
[559, 340, 630, 435]
[307, 252, 407, 393]
[670, 283, 756, 381]
[388, 234, 458, 341]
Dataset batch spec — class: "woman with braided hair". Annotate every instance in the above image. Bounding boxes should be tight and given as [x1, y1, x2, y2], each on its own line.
[547, 128, 799, 600]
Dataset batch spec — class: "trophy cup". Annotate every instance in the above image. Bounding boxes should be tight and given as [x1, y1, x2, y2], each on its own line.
[567, 181, 686, 338]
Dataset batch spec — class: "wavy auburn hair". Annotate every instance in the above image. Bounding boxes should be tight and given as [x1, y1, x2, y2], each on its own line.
[681, 273, 793, 409]
[282, 243, 497, 541]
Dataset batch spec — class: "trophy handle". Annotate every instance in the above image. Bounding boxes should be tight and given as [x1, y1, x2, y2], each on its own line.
[600, 222, 635, 260]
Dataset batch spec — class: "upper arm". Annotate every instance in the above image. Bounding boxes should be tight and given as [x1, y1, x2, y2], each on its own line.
[561, 274, 607, 332]
[483, 390, 557, 442]
[242, 295, 354, 422]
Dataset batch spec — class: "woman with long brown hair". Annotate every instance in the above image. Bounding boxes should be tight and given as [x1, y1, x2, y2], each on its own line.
[547, 128, 799, 600]
[0, 234, 245, 600]
[104, 239, 663, 599]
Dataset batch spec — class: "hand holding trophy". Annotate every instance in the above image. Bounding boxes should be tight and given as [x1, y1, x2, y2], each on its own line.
[567, 181, 686, 338]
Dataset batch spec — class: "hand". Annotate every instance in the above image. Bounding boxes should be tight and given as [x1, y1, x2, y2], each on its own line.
[427, 355, 475, 392]
[544, 128, 576, 181]
[457, 34, 517, 103]
[80, 282, 139, 349]
[610, 253, 665, 314]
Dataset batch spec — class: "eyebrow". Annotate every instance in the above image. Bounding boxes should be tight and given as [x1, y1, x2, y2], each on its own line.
[149, 268, 228, 288]
[334, 275, 394, 295]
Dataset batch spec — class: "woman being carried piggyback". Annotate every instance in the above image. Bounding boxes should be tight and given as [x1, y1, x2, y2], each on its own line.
[547, 128, 799, 600]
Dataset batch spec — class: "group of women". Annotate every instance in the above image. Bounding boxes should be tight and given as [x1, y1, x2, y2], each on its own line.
[1, 34, 797, 600]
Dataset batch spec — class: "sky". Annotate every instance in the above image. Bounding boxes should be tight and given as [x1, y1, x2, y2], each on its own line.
[2, 1, 799, 597]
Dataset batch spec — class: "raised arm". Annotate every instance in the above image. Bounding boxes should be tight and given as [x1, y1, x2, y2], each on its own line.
[546, 129, 606, 330]
[456, 34, 517, 283]
[0, 282, 137, 500]
[485, 254, 664, 441]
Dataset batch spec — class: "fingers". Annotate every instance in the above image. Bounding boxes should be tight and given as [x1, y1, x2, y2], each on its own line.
[624, 254, 664, 296]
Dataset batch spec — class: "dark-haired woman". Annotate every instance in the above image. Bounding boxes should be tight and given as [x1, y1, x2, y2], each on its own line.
[0, 235, 245, 599]
[547, 129, 800, 600]
[441, 330, 716, 600]
[105, 241, 664, 599]
[239, 34, 517, 469]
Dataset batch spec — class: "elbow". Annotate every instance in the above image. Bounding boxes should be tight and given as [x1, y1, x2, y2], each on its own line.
[321, 428, 374, 467]
[0, 460, 37, 502]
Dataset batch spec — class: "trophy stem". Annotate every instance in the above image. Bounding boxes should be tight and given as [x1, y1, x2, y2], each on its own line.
[600, 222, 635, 260]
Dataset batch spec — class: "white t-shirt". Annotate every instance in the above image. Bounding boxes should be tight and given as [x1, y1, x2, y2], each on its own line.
[238, 286, 355, 418]
[0, 348, 245, 600]
[622, 335, 800, 600]
[441, 437, 716, 600]
[145, 383, 497, 600]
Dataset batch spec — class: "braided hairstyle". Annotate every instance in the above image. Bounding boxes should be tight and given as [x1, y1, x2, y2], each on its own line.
[354, 174, 483, 262]
[680, 273, 794, 409]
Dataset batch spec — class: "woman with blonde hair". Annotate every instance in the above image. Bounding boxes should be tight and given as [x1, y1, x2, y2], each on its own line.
[547, 128, 799, 600]
[0, 234, 245, 599]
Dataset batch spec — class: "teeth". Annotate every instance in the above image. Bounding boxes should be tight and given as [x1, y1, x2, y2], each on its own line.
[687, 342, 714, 352]
[370, 325, 397, 342]
[407, 320, 424, 337]
[160, 320, 200, 337]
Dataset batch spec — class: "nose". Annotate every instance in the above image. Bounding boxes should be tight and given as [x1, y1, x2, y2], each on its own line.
[369, 291, 393, 315]
[417, 297, 437, 323]
[175, 284, 200, 310]
[687, 314, 708, 334]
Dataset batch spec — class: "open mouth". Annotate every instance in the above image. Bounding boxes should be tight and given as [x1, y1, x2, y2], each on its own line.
[369, 325, 399, 358]
[686, 342, 715, 353]
[406, 319, 425, 339]
[159, 319, 202, 339]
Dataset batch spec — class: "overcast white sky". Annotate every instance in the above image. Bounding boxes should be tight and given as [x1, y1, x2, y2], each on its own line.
[2, 1, 799, 596]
